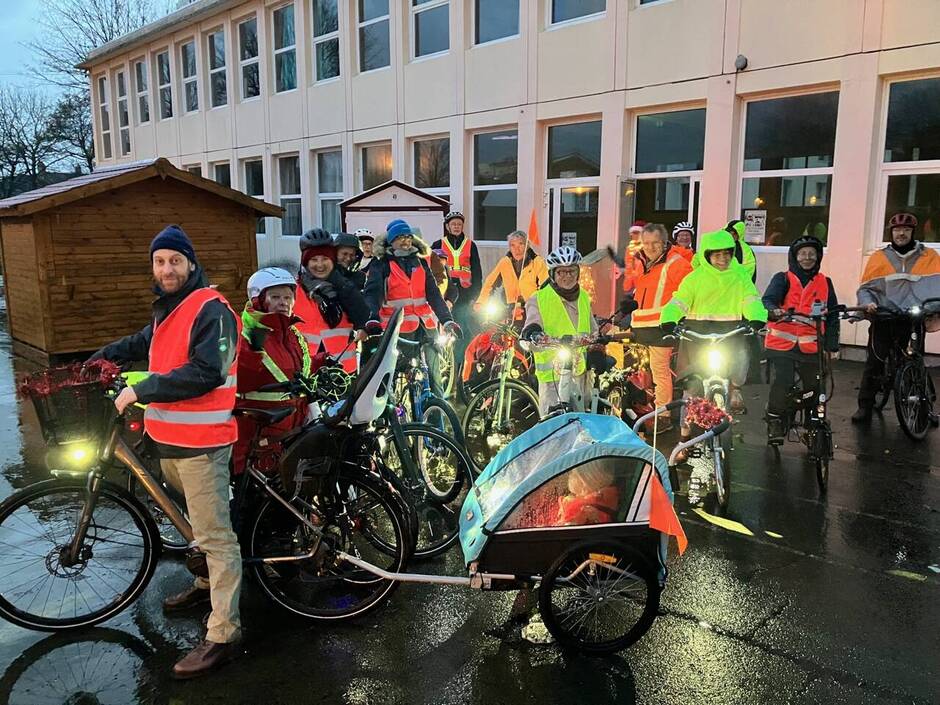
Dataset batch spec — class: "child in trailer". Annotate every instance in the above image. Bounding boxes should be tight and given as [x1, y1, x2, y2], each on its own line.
[556, 466, 620, 526]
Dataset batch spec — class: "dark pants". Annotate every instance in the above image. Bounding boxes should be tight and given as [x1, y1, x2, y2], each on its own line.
[451, 298, 476, 368]
[858, 319, 913, 408]
[767, 355, 819, 416]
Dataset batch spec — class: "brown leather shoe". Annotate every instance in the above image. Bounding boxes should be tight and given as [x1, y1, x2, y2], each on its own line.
[163, 586, 211, 613]
[172, 639, 243, 680]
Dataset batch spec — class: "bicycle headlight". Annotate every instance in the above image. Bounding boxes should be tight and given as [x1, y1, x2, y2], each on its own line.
[46, 441, 98, 476]
[910, 305, 922, 316]
[556, 346, 572, 363]
[706, 348, 724, 373]
[484, 300, 501, 319]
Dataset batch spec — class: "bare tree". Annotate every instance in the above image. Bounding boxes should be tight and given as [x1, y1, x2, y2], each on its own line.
[0, 85, 64, 196]
[49, 90, 95, 172]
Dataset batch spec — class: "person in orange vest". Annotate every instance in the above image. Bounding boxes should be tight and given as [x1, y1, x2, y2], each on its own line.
[432, 211, 481, 368]
[365, 219, 461, 396]
[762, 236, 840, 442]
[233, 267, 316, 475]
[671, 221, 696, 263]
[621, 220, 647, 293]
[476, 229, 549, 324]
[629, 224, 693, 430]
[294, 228, 372, 374]
[90, 225, 243, 679]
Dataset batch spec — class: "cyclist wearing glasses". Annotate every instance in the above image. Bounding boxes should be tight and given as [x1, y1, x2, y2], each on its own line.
[522, 245, 599, 415]
[851, 212, 940, 423]
[762, 237, 840, 443]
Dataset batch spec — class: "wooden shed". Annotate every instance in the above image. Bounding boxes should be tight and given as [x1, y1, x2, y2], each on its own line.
[340, 180, 449, 241]
[0, 158, 281, 362]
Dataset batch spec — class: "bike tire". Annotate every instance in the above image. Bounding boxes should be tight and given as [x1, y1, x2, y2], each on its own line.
[0, 479, 160, 632]
[420, 398, 464, 444]
[894, 360, 931, 441]
[462, 379, 541, 472]
[438, 342, 456, 399]
[247, 471, 409, 621]
[810, 423, 833, 493]
[707, 389, 732, 512]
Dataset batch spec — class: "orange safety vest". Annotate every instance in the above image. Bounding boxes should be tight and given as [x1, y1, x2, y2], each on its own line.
[380, 260, 437, 333]
[293, 284, 357, 373]
[765, 271, 829, 354]
[442, 236, 473, 288]
[632, 250, 692, 328]
[144, 288, 241, 448]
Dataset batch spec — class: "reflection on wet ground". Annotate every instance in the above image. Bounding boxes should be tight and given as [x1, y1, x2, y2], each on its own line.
[0, 312, 936, 704]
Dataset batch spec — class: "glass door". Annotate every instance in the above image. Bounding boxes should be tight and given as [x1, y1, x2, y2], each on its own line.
[547, 183, 600, 254]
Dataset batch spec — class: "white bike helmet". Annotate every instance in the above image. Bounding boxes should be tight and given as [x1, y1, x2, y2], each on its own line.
[247, 267, 296, 300]
[546, 245, 582, 270]
[673, 221, 694, 236]
[355, 228, 375, 242]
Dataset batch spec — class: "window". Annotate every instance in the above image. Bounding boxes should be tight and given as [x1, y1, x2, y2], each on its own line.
[238, 17, 261, 99]
[180, 41, 198, 112]
[473, 129, 518, 241]
[156, 51, 173, 119]
[213, 162, 231, 187]
[739, 92, 838, 246]
[273, 5, 297, 92]
[360, 142, 392, 190]
[475, 0, 519, 45]
[207, 30, 227, 107]
[639, 0, 667, 4]
[316, 150, 343, 231]
[96, 76, 112, 159]
[244, 159, 267, 234]
[880, 77, 940, 243]
[313, 0, 340, 81]
[116, 71, 131, 156]
[548, 121, 601, 179]
[551, 0, 605, 25]
[358, 0, 390, 72]
[412, 0, 448, 58]
[186, 164, 203, 176]
[278, 155, 303, 236]
[134, 60, 150, 124]
[414, 136, 449, 201]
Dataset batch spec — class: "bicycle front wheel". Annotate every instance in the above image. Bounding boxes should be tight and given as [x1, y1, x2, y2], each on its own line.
[895, 360, 932, 440]
[420, 398, 464, 444]
[462, 379, 540, 471]
[0, 479, 160, 632]
[438, 343, 456, 399]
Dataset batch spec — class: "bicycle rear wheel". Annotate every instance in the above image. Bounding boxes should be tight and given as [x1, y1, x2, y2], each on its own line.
[462, 379, 540, 471]
[438, 343, 456, 399]
[894, 360, 931, 440]
[420, 398, 464, 444]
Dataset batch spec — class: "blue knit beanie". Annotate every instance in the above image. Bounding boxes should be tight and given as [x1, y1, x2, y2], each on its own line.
[150, 225, 197, 264]
[386, 219, 415, 246]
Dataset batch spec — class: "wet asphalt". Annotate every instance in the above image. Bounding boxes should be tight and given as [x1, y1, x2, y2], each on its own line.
[0, 313, 936, 705]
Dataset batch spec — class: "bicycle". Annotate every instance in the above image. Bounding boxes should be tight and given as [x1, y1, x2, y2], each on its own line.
[666, 323, 754, 512]
[849, 298, 940, 440]
[0, 313, 414, 632]
[457, 301, 533, 406]
[394, 336, 463, 443]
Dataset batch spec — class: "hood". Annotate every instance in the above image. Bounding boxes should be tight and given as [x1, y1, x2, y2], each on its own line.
[691, 230, 740, 273]
[727, 220, 746, 240]
[373, 232, 432, 259]
[788, 237, 823, 282]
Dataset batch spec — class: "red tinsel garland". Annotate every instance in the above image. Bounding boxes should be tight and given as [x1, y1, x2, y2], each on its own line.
[17, 360, 123, 399]
[684, 396, 732, 428]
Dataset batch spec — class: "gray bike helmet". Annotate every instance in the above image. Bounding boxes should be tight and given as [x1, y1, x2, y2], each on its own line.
[299, 227, 333, 251]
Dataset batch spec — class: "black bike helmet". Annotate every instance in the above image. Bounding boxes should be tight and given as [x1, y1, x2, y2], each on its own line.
[299, 228, 333, 251]
[333, 232, 361, 250]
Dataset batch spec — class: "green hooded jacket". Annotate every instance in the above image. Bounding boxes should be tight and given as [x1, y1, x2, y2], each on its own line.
[660, 229, 767, 329]
[728, 220, 756, 281]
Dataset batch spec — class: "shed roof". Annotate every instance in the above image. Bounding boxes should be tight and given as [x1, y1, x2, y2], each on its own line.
[0, 158, 283, 218]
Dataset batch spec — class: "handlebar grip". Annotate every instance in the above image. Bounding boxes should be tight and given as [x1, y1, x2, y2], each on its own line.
[664, 399, 685, 411]
[258, 381, 291, 393]
[710, 420, 731, 436]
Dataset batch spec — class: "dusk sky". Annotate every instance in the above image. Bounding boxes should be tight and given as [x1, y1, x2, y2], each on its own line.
[0, 0, 46, 89]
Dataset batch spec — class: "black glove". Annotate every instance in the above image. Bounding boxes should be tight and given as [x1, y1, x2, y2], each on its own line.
[660, 321, 677, 335]
[309, 280, 337, 300]
[521, 324, 543, 342]
[748, 320, 765, 332]
[617, 296, 639, 315]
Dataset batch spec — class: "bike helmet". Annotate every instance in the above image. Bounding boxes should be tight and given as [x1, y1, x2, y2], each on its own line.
[299, 227, 333, 251]
[444, 211, 464, 224]
[546, 245, 582, 270]
[672, 221, 694, 237]
[355, 228, 375, 242]
[246, 267, 296, 300]
[333, 232, 361, 250]
[888, 212, 918, 230]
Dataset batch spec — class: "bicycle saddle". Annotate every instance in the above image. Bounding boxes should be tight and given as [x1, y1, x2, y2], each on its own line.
[233, 407, 294, 425]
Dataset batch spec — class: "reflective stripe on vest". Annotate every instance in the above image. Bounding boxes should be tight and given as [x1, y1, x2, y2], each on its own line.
[765, 271, 829, 354]
[443, 237, 472, 288]
[145, 288, 241, 448]
[293, 283, 358, 373]
[237, 323, 313, 402]
[379, 260, 437, 334]
[633, 254, 683, 327]
[533, 286, 591, 383]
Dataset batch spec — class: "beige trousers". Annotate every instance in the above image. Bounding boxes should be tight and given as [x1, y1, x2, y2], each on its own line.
[161, 447, 242, 644]
[647, 345, 674, 414]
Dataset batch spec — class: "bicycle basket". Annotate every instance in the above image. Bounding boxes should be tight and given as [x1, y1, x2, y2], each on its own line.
[18, 361, 121, 446]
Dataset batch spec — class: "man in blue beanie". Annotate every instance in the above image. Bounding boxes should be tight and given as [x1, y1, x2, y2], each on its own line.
[89, 224, 244, 679]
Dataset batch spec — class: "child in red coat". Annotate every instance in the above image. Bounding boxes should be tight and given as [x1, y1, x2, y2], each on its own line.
[556, 466, 620, 525]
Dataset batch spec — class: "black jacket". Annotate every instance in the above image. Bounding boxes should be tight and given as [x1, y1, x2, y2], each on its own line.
[89, 267, 239, 458]
[431, 234, 482, 304]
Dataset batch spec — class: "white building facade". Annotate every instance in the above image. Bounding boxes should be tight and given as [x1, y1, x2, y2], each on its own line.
[82, 0, 940, 348]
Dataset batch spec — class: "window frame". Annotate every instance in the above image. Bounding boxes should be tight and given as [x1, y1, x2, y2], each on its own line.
[237, 16, 261, 101]
[115, 69, 131, 156]
[206, 28, 228, 109]
[314, 149, 344, 230]
[133, 59, 150, 125]
[472, 127, 519, 242]
[357, 0, 391, 73]
[155, 50, 173, 120]
[547, 0, 606, 29]
[412, 135, 450, 202]
[96, 74, 113, 160]
[411, 0, 449, 61]
[277, 153, 304, 237]
[179, 39, 199, 113]
[242, 158, 267, 235]
[272, 3, 298, 94]
[473, 0, 520, 47]
[212, 161, 232, 188]
[735, 89, 838, 249]
[185, 164, 203, 176]
[358, 141, 393, 191]
[312, 0, 341, 83]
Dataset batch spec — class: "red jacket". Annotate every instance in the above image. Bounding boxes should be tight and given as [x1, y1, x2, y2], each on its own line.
[233, 308, 313, 474]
